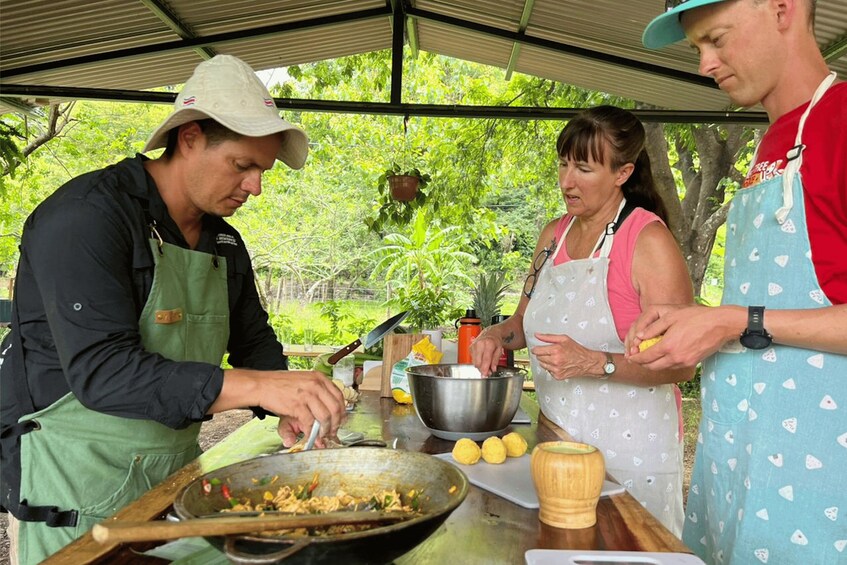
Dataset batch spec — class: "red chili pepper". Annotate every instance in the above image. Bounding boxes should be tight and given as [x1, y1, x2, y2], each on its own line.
[221, 484, 232, 500]
[307, 473, 319, 494]
[202, 479, 212, 495]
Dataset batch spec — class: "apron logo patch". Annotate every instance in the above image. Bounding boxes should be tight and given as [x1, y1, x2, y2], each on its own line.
[155, 308, 183, 324]
[216, 234, 238, 246]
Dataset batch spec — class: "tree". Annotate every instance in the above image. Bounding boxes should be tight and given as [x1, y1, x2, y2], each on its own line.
[643, 119, 758, 292]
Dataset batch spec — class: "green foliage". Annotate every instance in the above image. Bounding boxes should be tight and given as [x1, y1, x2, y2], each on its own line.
[317, 300, 352, 343]
[0, 120, 25, 181]
[371, 212, 475, 330]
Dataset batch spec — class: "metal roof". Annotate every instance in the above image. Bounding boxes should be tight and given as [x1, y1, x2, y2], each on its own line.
[1, 0, 845, 123]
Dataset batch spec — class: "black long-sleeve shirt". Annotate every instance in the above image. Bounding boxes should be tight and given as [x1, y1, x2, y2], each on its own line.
[1, 155, 286, 430]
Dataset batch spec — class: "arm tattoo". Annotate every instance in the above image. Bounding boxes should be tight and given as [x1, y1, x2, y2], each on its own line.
[503, 331, 515, 344]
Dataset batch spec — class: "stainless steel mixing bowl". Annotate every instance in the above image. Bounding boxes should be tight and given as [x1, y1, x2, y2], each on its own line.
[406, 364, 525, 441]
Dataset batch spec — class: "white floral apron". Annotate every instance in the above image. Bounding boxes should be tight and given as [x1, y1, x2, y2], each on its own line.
[683, 72, 847, 564]
[524, 201, 684, 535]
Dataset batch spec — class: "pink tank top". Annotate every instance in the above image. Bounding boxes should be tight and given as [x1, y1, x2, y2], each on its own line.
[552, 207, 663, 342]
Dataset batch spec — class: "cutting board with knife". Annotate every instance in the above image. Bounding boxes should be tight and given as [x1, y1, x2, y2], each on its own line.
[433, 453, 625, 509]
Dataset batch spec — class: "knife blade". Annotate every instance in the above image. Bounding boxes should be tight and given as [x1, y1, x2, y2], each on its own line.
[327, 311, 409, 365]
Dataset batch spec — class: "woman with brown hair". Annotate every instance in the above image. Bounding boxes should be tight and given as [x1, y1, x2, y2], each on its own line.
[472, 105, 694, 535]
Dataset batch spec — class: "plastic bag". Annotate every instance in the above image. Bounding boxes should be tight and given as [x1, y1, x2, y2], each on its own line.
[390, 336, 443, 404]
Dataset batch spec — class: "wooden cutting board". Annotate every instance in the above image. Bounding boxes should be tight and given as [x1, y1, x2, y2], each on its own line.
[380, 333, 423, 397]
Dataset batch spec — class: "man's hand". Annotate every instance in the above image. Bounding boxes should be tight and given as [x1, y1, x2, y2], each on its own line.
[625, 304, 745, 370]
[260, 370, 346, 447]
[213, 368, 346, 448]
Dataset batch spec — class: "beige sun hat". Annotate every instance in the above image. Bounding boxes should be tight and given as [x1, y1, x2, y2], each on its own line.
[143, 55, 309, 169]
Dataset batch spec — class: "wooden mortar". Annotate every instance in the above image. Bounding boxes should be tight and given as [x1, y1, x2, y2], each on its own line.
[530, 441, 605, 529]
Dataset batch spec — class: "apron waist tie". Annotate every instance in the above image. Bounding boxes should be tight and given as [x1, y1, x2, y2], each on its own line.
[11, 500, 78, 528]
[1, 420, 79, 527]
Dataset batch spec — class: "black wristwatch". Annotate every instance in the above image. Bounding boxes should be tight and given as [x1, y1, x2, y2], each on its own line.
[740, 306, 772, 350]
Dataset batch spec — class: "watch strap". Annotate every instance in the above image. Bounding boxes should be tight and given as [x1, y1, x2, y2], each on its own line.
[747, 305, 766, 334]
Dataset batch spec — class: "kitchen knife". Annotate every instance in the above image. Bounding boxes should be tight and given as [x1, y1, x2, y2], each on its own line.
[327, 310, 409, 365]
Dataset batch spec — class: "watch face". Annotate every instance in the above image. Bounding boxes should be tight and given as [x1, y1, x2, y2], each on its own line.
[603, 362, 616, 374]
[741, 333, 772, 350]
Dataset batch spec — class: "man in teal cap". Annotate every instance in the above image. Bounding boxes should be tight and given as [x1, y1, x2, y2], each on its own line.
[634, 1, 846, 563]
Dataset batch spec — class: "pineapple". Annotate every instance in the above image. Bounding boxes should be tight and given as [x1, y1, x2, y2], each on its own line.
[472, 272, 510, 327]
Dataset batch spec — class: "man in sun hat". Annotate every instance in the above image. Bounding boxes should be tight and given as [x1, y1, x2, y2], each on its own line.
[628, 1, 846, 563]
[0, 54, 345, 563]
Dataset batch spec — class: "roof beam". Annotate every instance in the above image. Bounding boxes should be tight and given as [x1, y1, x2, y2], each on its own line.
[822, 32, 847, 62]
[405, 5, 716, 90]
[0, 84, 768, 124]
[390, 0, 405, 105]
[139, 0, 217, 60]
[0, 6, 391, 79]
[505, 0, 537, 81]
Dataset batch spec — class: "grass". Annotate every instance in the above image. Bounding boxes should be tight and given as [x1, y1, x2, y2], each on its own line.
[682, 397, 701, 503]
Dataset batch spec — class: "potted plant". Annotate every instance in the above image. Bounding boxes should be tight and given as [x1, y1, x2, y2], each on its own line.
[366, 164, 432, 235]
[381, 163, 430, 202]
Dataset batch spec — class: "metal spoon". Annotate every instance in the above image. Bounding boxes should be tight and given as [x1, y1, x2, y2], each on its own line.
[302, 419, 321, 451]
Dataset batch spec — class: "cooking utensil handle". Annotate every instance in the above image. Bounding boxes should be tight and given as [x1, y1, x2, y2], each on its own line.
[327, 339, 361, 365]
[91, 511, 408, 544]
[224, 536, 311, 564]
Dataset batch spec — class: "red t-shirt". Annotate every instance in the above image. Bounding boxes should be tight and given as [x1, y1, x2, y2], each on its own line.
[743, 81, 847, 305]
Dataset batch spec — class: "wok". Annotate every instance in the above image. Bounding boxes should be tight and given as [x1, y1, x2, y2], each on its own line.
[173, 448, 469, 564]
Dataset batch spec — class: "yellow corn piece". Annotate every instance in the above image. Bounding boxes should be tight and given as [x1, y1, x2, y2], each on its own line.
[638, 336, 664, 352]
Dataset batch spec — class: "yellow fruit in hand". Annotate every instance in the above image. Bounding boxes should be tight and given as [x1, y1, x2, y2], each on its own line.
[638, 335, 664, 352]
[501, 432, 528, 457]
[481, 436, 507, 464]
[452, 438, 481, 465]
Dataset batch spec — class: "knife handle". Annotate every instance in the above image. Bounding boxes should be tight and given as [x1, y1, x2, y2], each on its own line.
[327, 339, 361, 365]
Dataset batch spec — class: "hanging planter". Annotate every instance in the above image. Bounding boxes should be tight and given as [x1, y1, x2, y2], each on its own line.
[387, 174, 421, 201]
[366, 165, 432, 235]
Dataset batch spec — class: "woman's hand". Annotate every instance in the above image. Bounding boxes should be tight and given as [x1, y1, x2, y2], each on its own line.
[470, 331, 503, 376]
[532, 333, 603, 380]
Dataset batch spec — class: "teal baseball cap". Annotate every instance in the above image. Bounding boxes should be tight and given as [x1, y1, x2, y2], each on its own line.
[642, 0, 730, 49]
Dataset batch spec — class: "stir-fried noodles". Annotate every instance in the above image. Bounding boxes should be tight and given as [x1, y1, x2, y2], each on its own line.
[219, 473, 422, 536]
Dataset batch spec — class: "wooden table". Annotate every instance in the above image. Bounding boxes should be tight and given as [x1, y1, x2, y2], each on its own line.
[46, 391, 690, 564]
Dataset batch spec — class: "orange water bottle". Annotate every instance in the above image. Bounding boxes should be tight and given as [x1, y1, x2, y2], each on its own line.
[456, 309, 482, 364]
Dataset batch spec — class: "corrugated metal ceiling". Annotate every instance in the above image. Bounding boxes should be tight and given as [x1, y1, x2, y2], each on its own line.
[1, 0, 845, 121]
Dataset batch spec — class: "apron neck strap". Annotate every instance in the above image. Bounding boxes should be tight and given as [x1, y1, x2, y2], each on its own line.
[774, 71, 837, 224]
[555, 198, 629, 260]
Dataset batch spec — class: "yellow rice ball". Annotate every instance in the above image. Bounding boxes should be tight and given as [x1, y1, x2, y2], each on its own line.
[638, 335, 664, 352]
[481, 436, 507, 464]
[452, 438, 481, 465]
[501, 432, 528, 457]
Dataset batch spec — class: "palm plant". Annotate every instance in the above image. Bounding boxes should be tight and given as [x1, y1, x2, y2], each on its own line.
[472, 271, 509, 328]
[370, 211, 475, 330]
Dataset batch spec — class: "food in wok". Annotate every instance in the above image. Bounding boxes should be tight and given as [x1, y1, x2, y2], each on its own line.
[212, 473, 423, 537]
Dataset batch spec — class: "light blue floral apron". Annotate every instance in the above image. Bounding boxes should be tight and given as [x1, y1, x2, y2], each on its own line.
[683, 73, 847, 564]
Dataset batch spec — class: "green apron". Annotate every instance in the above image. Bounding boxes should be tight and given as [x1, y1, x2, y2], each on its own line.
[16, 237, 229, 564]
